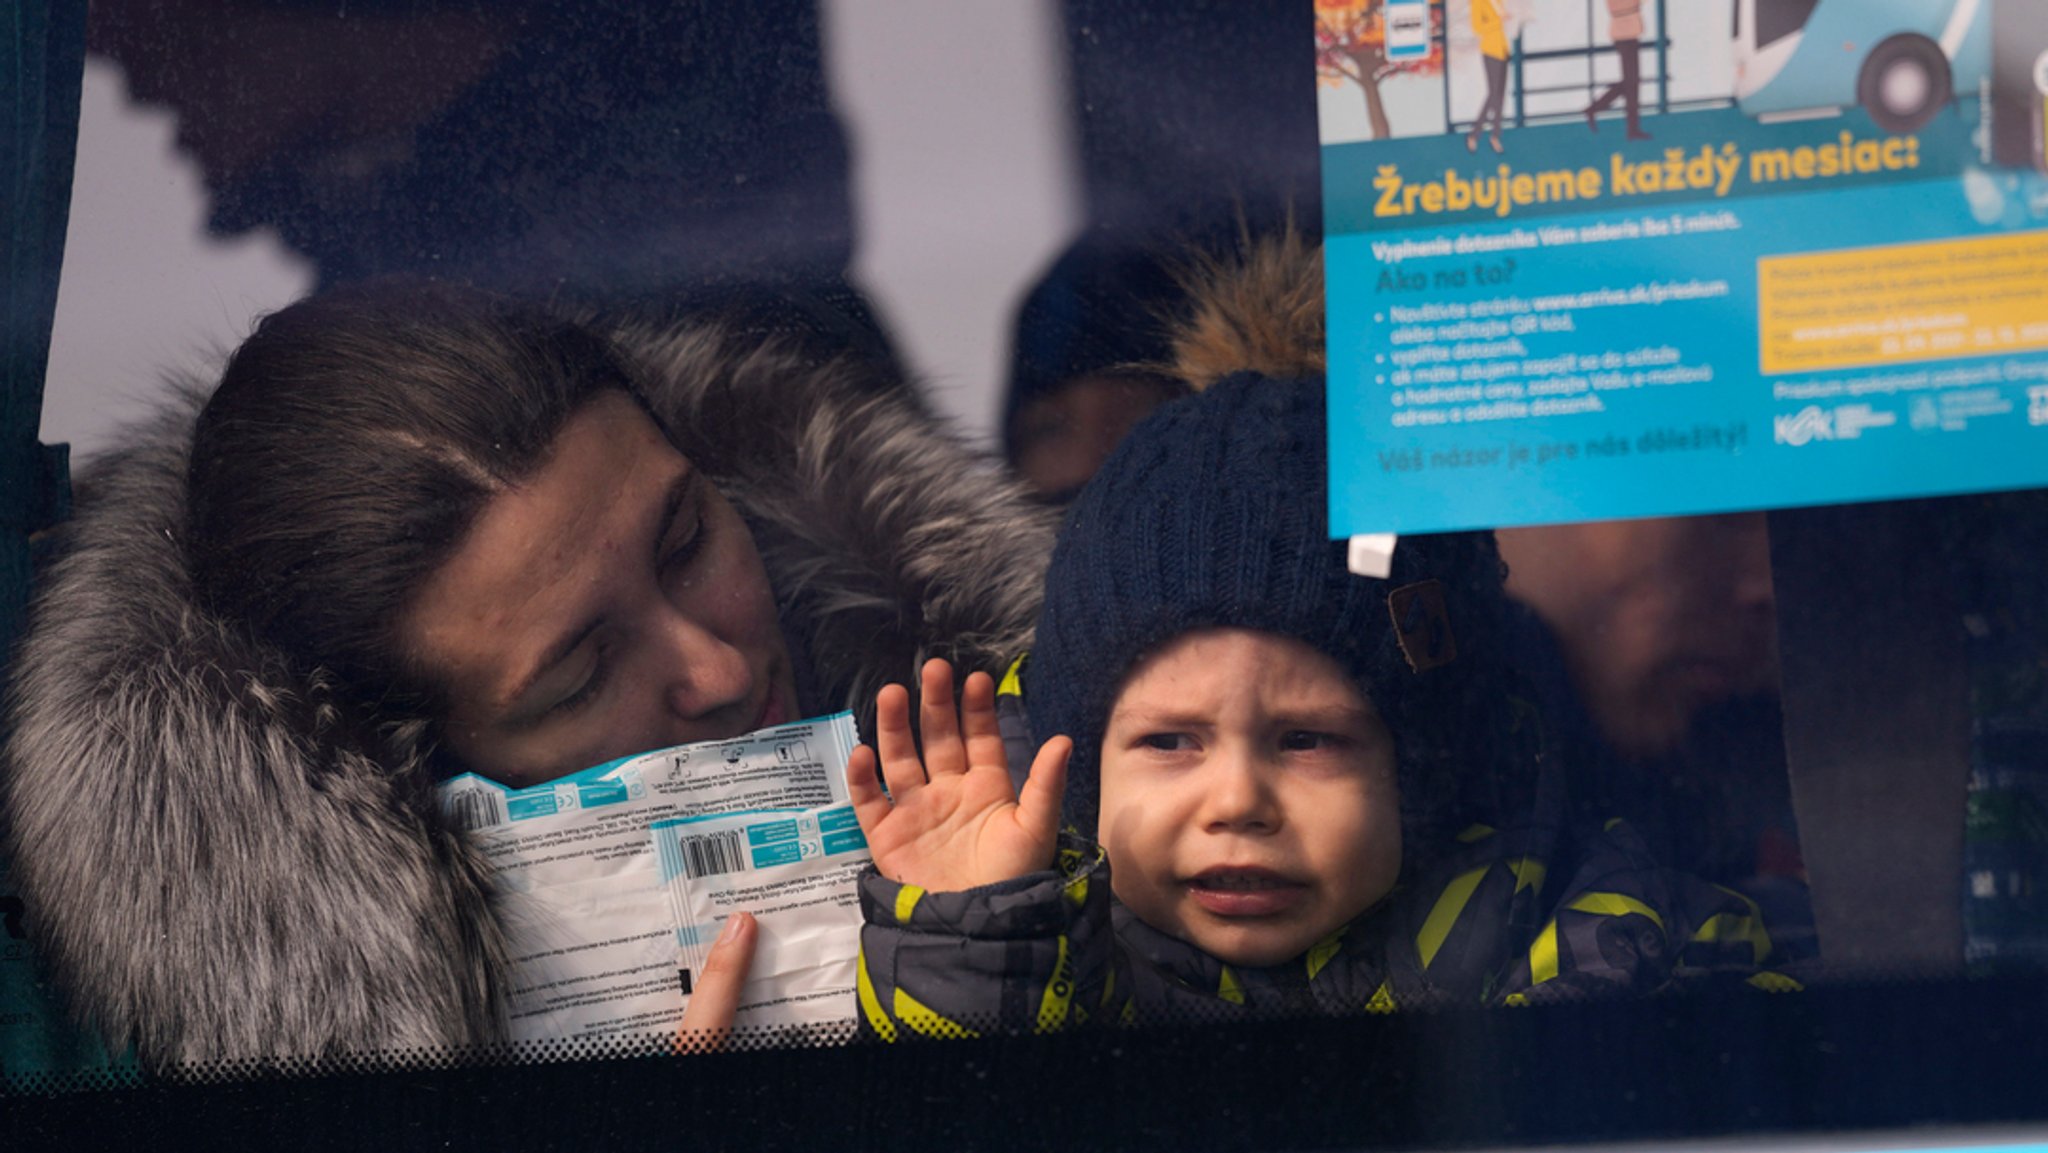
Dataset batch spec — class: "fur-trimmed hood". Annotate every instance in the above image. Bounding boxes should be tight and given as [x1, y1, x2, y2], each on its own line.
[1, 316, 1054, 1070]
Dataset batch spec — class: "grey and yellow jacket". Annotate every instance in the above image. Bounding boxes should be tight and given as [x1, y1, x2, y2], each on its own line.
[854, 820, 1784, 1039]
[1, 317, 1057, 1069]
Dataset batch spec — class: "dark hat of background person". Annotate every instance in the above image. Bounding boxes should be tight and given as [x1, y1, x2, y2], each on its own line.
[1002, 232, 1187, 457]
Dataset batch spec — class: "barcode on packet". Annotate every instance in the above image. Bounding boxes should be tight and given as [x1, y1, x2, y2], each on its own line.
[444, 789, 508, 832]
[679, 829, 750, 878]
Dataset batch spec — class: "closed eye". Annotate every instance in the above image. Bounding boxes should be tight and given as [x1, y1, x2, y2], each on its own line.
[654, 470, 710, 585]
[659, 511, 707, 577]
[546, 641, 613, 718]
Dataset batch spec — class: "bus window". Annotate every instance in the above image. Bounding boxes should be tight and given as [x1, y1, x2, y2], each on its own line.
[1756, 0, 1820, 52]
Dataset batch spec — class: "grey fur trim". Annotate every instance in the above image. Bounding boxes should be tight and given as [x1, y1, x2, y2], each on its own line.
[2, 319, 1054, 1068]
[2, 389, 509, 1070]
[611, 320, 1057, 732]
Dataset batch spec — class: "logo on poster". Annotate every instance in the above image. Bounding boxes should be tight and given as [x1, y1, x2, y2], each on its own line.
[2029, 386, 2048, 427]
[1384, 0, 1430, 60]
[1774, 407, 1834, 446]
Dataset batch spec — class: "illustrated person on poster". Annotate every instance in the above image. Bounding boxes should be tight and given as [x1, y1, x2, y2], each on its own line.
[1584, 0, 1650, 140]
[1, 282, 1055, 1067]
[844, 237, 1785, 1033]
[1468, 0, 1511, 152]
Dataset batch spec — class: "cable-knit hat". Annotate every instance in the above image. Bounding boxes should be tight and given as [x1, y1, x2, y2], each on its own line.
[1026, 370, 1506, 840]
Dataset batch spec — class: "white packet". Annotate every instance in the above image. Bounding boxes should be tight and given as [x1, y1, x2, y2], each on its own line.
[653, 802, 872, 1031]
[433, 713, 861, 1046]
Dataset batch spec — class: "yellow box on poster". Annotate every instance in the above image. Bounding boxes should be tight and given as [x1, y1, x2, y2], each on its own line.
[1756, 229, 2048, 375]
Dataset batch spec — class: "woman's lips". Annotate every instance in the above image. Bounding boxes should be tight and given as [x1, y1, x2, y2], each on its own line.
[1185, 869, 1306, 917]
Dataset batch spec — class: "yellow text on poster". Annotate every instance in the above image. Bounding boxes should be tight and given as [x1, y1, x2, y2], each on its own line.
[1756, 230, 2048, 376]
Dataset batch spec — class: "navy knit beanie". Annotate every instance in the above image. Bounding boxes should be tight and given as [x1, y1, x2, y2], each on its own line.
[1026, 371, 1511, 848]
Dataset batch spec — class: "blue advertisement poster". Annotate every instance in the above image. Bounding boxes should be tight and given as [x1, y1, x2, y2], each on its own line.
[1317, 0, 2048, 536]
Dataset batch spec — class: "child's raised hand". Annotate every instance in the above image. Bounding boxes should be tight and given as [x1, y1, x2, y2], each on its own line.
[846, 659, 1070, 893]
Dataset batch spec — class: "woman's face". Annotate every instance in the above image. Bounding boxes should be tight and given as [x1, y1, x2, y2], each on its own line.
[400, 391, 798, 786]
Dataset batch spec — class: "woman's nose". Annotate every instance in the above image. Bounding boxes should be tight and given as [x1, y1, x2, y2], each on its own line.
[655, 612, 753, 722]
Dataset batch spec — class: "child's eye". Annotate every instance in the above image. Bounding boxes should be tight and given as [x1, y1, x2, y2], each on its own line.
[1138, 732, 1197, 752]
[1280, 730, 1337, 752]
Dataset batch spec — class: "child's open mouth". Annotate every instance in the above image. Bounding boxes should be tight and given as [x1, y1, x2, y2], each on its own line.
[1186, 868, 1307, 917]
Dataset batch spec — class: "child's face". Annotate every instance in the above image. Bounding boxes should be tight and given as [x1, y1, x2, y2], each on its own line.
[1097, 628, 1402, 968]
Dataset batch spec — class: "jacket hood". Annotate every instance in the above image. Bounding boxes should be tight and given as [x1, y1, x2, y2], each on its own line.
[2, 317, 1053, 1069]
[612, 321, 1054, 726]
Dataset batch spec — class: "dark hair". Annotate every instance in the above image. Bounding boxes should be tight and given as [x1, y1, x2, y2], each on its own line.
[186, 280, 642, 722]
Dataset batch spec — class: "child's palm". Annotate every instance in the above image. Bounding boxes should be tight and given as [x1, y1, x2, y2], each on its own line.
[847, 661, 1070, 893]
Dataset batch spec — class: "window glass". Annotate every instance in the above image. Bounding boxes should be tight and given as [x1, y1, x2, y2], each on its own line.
[9, 2, 2048, 1148]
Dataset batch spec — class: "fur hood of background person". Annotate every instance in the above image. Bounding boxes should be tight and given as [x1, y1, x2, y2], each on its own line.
[1, 312, 1054, 1071]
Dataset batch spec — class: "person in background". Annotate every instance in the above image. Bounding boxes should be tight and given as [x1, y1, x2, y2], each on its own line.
[1003, 235, 1189, 503]
[1495, 515, 1810, 955]
[87, 0, 896, 365]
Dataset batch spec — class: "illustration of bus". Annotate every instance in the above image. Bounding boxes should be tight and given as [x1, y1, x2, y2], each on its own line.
[1732, 0, 1989, 132]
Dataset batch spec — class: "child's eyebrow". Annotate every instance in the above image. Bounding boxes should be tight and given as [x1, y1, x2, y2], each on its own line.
[1107, 706, 1210, 729]
[1109, 702, 1381, 729]
[1275, 700, 1381, 725]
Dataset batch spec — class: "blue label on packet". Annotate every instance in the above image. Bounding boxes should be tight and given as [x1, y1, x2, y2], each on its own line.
[443, 766, 635, 824]
[822, 829, 868, 856]
[748, 819, 802, 847]
[818, 806, 863, 834]
[507, 793, 559, 821]
[751, 842, 806, 868]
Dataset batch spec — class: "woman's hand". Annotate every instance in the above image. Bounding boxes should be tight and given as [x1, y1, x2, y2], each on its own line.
[673, 910, 757, 1053]
[846, 659, 1070, 893]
